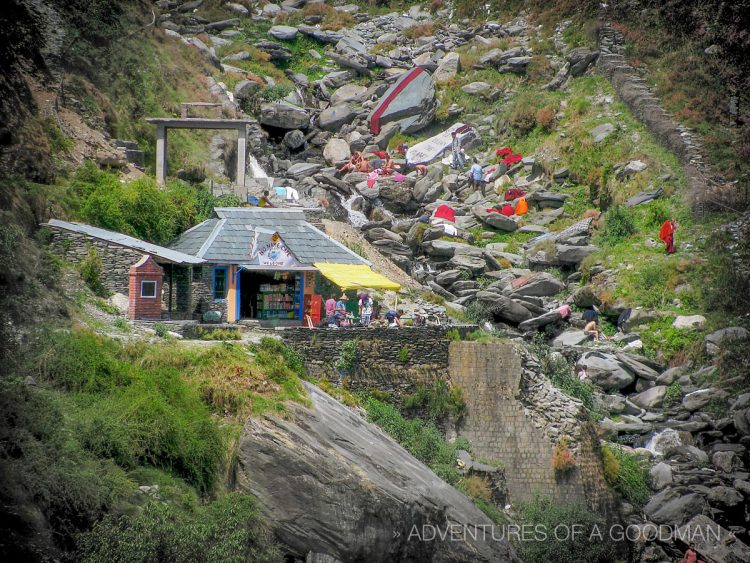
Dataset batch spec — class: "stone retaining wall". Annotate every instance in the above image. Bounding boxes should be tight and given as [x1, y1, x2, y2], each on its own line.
[449, 341, 619, 518]
[281, 326, 475, 393]
[597, 21, 713, 213]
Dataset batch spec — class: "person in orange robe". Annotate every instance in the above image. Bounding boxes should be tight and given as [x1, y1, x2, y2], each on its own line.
[659, 219, 677, 254]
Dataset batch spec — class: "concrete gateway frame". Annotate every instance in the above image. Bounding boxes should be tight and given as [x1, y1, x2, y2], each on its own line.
[145, 117, 253, 187]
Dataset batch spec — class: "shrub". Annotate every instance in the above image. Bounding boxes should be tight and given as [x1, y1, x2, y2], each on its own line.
[78, 245, 107, 297]
[601, 443, 650, 505]
[153, 322, 169, 338]
[518, 496, 617, 563]
[76, 494, 283, 562]
[464, 300, 490, 324]
[662, 381, 683, 408]
[600, 205, 636, 246]
[461, 475, 492, 501]
[401, 380, 466, 422]
[509, 101, 538, 135]
[398, 345, 410, 364]
[641, 199, 671, 229]
[336, 338, 359, 373]
[535, 107, 556, 131]
[552, 437, 576, 474]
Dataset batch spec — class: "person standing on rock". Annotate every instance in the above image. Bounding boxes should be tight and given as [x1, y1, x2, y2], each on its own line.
[659, 218, 677, 254]
[451, 131, 464, 169]
[469, 162, 483, 190]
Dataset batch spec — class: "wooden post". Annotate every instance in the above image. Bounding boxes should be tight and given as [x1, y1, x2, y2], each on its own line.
[155, 124, 167, 185]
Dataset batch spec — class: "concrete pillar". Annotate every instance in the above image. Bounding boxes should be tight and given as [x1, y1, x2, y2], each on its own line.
[236, 124, 247, 187]
[155, 125, 167, 185]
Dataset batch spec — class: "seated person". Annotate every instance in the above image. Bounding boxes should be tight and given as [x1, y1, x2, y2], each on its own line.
[384, 309, 403, 328]
[258, 190, 275, 208]
[334, 293, 349, 325]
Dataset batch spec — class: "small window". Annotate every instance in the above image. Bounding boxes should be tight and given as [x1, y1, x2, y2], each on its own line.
[141, 280, 157, 298]
[192, 265, 202, 281]
[213, 267, 228, 301]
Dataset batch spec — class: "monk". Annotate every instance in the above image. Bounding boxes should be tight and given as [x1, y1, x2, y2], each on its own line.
[659, 219, 677, 254]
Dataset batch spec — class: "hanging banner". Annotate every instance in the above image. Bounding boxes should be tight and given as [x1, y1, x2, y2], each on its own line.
[256, 232, 301, 268]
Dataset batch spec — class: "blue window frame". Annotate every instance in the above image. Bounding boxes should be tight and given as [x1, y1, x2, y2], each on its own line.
[213, 267, 228, 301]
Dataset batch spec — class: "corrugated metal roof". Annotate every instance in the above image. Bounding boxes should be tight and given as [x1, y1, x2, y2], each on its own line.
[45, 220, 204, 265]
[169, 208, 368, 266]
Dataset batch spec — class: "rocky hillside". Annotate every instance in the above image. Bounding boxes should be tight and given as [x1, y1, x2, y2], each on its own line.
[1, 1, 750, 562]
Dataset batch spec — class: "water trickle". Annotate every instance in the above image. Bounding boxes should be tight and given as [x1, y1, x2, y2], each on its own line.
[644, 428, 682, 455]
[342, 194, 369, 227]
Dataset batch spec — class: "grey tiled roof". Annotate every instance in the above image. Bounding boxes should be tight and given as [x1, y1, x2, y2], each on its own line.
[169, 208, 367, 266]
[45, 219, 204, 264]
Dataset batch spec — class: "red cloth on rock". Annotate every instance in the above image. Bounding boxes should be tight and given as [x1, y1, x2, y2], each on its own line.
[434, 204, 456, 223]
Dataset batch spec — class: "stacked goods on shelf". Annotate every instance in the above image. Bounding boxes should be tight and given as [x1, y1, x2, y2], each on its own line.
[257, 276, 302, 320]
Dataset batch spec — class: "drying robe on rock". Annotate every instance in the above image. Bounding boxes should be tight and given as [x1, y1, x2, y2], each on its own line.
[431, 204, 456, 226]
[515, 197, 528, 215]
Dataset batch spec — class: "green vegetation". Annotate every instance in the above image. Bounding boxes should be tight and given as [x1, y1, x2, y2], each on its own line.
[518, 495, 617, 563]
[363, 395, 470, 485]
[600, 443, 650, 506]
[600, 205, 637, 246]
[640, 317, 706, 364]
[398, 345, 411, 364]
[401, 380, 467, 422]
[336, 338, 359, 373]
[194, 326, 243, 341]
[78, 245, 107, 297]
[77, 493, 283, 562]
[530, 336, 603, 419]
[1, 327, 308, 558]
[463, 300, 491, 325]
[68, 162, 241, 245]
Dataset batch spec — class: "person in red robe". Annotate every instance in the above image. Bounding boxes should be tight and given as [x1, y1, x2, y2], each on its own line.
[659, 219, 677, 254]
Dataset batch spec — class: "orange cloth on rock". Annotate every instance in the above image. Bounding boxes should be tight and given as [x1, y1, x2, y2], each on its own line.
[515, 197, 528, 215]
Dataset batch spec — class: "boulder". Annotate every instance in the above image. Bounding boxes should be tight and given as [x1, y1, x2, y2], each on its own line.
[318, 104, 357, 131]
[260, 101, 310, 129]
[508, 272, 564, 298]
[330, 84, 368, 105]
[255, 40, 292, 60]
[234, 79, 261, 100]
[649, 462, 673, 490]
[283, 129, 306, 150]
[449, 254, 487, 274]
[286, 163, 323, 180]
[323, 138, 350, 165]
[565, 47, 599, 77]
[554, 244, 598, 265]
[474, 292, 532, 324]
[435, 269, 464, 287]
[643, 490, 706, 526]
[472, 205, 517, 232]
[268, 25, 298, 41]
[378, 181, 418, 214]
[368, 68, 437, 135]
[225, 3, 249, 16]
[615, 353, 660, 381]
[672, 315, 706, 330]
[706, 486, 744, 508]
[705, 326, 748, 354]
[552, 330, 589, 348]
[461, 82, 492, 95]
[677, 515, 750, 563]
[433, 52, 461, 83]
[682, 388, 727, 412]
[591, 123, 615, 143]
[630, 385, 668, 410]
[578, 352, 636, 391]
[712, 451, 743, 473]
[569, 285, 601, 308]
[237, 383, 519, 562]
[518, 310, 564, 332]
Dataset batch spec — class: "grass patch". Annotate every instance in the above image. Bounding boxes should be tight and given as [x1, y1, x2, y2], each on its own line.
[601, 443, 650, 506]
[401, 380, 467, 422]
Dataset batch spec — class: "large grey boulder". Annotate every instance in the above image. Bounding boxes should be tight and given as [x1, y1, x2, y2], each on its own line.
[507, 272, 564, 298]
[286, 162, 323, 180]
[473, 205, 517, 232]
[518, 310, 564, 332]
[682, 388, 728, 412]
[260, 101, 310, 129]
[323, 138, 350, 165]
[706, 486, 744, 509]
[629, 385, 668, 410]
[283, 129, 306, 150]
[649, 462, 673, 490]
[330, 84, 368, 105]
[552, 330, 589, 348]
[268, 25, 298, 41]
[318, 104, 357, 131]
[565, 47, 599, 77]
[577, 352, 636, 391]
[368, 69, 437, 135]
[433, 52, 460, 83]
[643, 490, 706, 526]
[474, 292, 533, 324]
[237, 384, 519, 562]
[704, 326, 748, 354]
